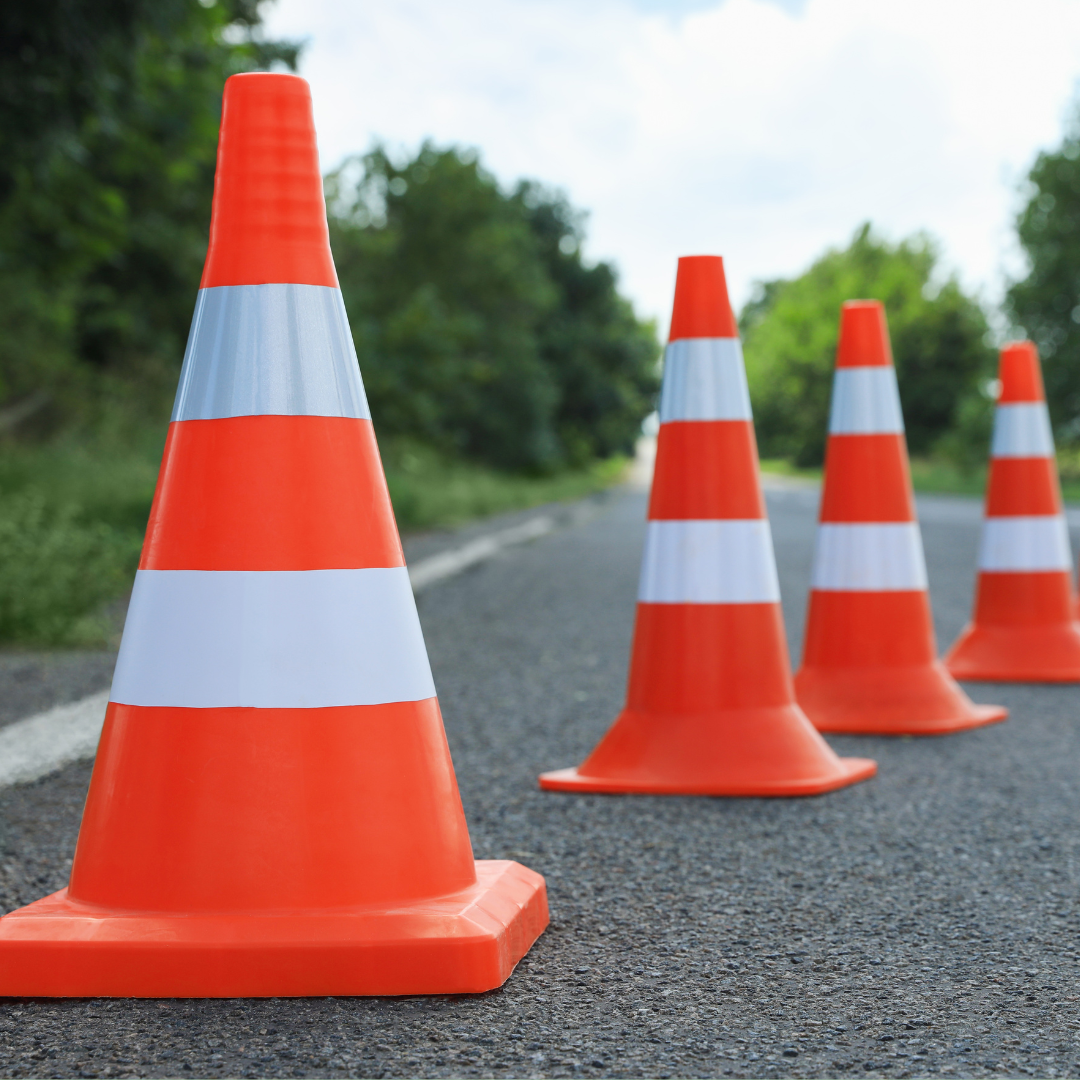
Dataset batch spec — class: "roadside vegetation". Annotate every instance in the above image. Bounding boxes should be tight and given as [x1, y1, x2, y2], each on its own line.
[6, 2, 1080, 646]
[1, 0, 657, 644]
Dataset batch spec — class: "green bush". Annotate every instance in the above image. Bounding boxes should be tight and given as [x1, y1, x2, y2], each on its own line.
[741, 223, 996, 467]
[1008, 105, 1080, 438]
[327, 145, 660, 473]
[0, 494, 140, 645]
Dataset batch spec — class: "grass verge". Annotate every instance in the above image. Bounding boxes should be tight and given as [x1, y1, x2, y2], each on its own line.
[0, 431, 628, 646]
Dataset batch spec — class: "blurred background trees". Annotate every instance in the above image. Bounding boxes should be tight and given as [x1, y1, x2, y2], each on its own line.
[0, 0, 298, 432]
[741, 224, 997, 468]
[0, 0, 659, 641]
[327, 145, 659, 474]
[1008, 111, 1080, 442]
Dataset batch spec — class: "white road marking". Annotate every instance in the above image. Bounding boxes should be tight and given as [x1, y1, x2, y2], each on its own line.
[0, 690, 110, 789]
[0, 513, 559, 789]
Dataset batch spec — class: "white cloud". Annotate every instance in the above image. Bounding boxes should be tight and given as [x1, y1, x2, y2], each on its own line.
[263, 0, 1080, 332]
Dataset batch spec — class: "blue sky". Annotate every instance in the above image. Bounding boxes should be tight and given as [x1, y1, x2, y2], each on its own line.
[265, 0, 1080, 332]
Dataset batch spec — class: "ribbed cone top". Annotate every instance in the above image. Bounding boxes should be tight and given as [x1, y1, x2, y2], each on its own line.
[200, 73, 337, 288]
[836, 300, 893, 367]
[668, 256, 738, 341]
[998, 341, 1045, 403]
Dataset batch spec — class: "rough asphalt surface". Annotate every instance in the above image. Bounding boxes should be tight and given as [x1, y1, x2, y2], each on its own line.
[2, 484, 1080, 1079]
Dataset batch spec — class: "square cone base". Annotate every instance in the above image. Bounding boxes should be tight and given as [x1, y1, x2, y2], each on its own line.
[538, 756, 876, 797]
[0, 860, 547, 998]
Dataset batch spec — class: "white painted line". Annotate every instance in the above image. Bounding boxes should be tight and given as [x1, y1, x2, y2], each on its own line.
[0, 513, 560, 788]
[0, 690, 109, 789]
[408, 515, 556, 591]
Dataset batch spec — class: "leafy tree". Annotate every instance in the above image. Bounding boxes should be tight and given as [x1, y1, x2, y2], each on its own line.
[0, 0, 298, 428]
[327, 144, 659, 472]
[1008, 113, 1080, 438]
[741, 224, 995, 466]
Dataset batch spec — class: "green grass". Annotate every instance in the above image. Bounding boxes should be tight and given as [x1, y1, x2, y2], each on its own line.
[0, 430, 629, 646]
[381, 440, 628, 531]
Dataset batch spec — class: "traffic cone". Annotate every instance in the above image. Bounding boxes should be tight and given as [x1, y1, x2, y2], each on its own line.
[0, 73, 547, 998]
[944, 341, 1080, 680]
[793, 300, 1007, 734]
[539, 256, 876, 796]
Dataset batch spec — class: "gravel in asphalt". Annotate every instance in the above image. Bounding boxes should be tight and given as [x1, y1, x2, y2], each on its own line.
[1, 486, 1080, 1079]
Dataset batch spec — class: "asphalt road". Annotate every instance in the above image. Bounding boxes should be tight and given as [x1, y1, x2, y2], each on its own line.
[3, 483, 1080, 1079]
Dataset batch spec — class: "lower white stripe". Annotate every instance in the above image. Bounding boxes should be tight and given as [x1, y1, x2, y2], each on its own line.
[991, 403, 1055, 458]
[111, 568, 436, 709]
[978, 515, 1072, 572]
[811, 523, 927, 591]
[828, 367, 905, 434]
[658, 338, 752, 422]
[638, 520, 780, 603]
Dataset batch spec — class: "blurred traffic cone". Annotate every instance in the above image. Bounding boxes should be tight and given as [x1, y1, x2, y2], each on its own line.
[0, 73, 547, 998]
[539, 256, 876, 796]
[944, 342, 1080, 681]
[793, 301, 1007, 734]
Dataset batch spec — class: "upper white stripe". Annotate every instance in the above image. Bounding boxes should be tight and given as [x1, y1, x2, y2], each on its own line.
[110, 568, 435, 708]
[991, 403, 1055, 458]
[658, 338, 752, 423]
[978, 516, 1072, 572]
[172, 284, 370, 421]
[638, 520, 780, 603]
[811, 523, 927, 591]
[828, 367, 905, 434]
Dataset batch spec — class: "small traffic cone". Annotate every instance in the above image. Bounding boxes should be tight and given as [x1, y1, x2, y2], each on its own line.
[944, 341, 1080, 681]
[793, 301, 1007, 734]
[0, 73, 547, 998]
[539, 256, 876, 796]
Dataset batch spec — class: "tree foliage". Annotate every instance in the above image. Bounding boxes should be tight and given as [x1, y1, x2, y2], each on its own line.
[0, 0, 298, 425]
[741, 224, 995, 466]
[327, 145, 660, 472]
[1008, 114, 1080, 438]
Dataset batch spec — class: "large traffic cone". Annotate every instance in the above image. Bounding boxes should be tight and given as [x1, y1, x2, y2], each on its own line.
[944, 342, 1080, 680]
[539, 257, 876, 796]
[793, 301, 1007, 734]
[0, 73, 547, 998]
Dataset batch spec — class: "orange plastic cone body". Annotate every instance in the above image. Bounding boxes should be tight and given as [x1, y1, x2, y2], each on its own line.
[944, 342, 1080, 681]
[539, 257, 876, 796]
[794, 301, 1007, 734]
[0, 74, 547, 998]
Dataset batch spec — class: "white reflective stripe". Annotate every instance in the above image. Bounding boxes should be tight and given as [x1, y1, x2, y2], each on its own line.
[978, 516, 1072, 572]
[991, 403, 1054, 458]
[172, 284, 370, 421]
[638, 520, 780, 603]
[828, 367, 904, 434]
[110, 568, 434, 708]
[658, 338, 752, 423]
[811, 523, 927, 591]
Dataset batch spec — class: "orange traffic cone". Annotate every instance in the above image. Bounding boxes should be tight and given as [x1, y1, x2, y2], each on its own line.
[944, 341, 1080, 681]
[793, 300, 1007, 734]
[0, 73, 547, 998]
[539, 256, 876, 796]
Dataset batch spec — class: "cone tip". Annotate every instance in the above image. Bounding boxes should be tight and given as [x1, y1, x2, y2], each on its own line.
[669, 255, 738, 342]
[201, 71, 336, 289]
[998, 340, 1045, 403]
[836, 299, 893, 368]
